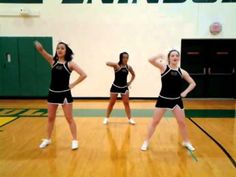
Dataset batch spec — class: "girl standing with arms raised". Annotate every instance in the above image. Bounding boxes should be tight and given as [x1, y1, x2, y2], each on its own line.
[103, 52, 136, 125]
[141, 50, 196, 151]
[35, 41, 87, 150]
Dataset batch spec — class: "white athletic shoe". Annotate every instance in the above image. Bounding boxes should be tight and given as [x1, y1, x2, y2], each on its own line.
[71, 140, 79, 150]
[39, 139, 51, 149]
[103, 118, 109, 125]
[128, 118, 136, 125]
[141, 141, 149, 151]
[182, 141, 195, 151]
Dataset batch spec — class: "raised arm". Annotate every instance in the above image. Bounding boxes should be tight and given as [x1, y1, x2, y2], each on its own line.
[106, 62, 119, 70]
[68, 61, 87, 89]
[181, 69, 196, 97]
[34, 41, 54, 65]
[148, 54, 166, 73]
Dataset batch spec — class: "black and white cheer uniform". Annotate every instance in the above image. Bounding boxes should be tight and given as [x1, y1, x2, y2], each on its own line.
[155, 65, 184, 109]
[47, 59, 73, 104]
[110, 65, 129, 95]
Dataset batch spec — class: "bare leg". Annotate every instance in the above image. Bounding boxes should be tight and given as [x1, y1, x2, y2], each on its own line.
[172, 106, 189, 142]
[106, 93, 118, 118]
[121, 92, 131, 119]
[62, 103, 77, 140]
[46, 104, 58, 139]
[145, 108, 166, 142]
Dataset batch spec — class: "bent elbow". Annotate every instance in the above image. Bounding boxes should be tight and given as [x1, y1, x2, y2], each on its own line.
[83, 74, 87, 79]
[81, 73, 87, 80]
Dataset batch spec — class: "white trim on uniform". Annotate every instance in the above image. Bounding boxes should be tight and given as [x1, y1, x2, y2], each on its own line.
[123, 90, 129, 95]
[52, 61, 58, 68]
[110, 90, 129, 95]
[63, 98, 68, 104]
[112, 83, 128, 88]
[176, 70, 183, 78]
[171, 104, 184, 110]
[161, 68, 171, 78]
[125, 65, 129, 70]
[115, 65, 129, 73]
[161, 66, 183, 78]
[63, 63, 71, 74]
[115, 67, 121, 72]
[168, 65, 179, 71]
[159, 95, 181, 100]
[51, 61, 71, 74]
[49, 89, 70, 93]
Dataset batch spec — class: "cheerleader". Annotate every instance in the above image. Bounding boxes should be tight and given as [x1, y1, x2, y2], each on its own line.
[103, 52, 136, 125]
[35, 41, 87, 150]
[141, 50, 196, 151]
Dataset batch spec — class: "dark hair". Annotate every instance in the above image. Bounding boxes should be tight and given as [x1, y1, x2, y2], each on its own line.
[167, 49, 180, 64]
[118, 52, 129, 65]
[53, 42, 74, 62]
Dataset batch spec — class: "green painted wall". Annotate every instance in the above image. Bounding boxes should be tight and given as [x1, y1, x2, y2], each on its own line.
[0, 37, 52, 97]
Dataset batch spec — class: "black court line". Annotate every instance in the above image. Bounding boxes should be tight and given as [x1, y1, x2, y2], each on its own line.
[188, 117, 236, 168]
[0, 116, 21, 128]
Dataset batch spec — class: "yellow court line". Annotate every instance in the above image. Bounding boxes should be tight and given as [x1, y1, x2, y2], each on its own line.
[0, 117, 18, 127]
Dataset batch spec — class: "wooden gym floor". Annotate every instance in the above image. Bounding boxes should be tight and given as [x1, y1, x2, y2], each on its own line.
[0, 99, 235, 177]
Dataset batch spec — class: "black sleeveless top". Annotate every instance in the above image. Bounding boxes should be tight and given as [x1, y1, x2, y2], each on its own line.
[49, 60, 71, 92]
[113, 65, 129, 87]
[159, 65, 183, 99]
